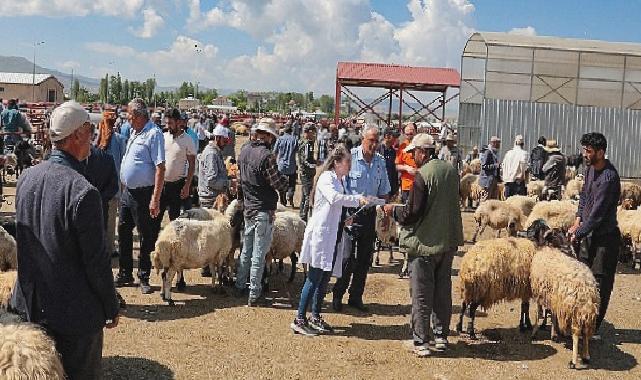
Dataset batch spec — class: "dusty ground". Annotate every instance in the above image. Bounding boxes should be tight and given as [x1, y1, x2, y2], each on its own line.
[1, 137, 640, 379]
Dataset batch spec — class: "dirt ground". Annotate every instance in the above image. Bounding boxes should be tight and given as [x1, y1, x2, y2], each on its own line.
[2, 136, 641, 380]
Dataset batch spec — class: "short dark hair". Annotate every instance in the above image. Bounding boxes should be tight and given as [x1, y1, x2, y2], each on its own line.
[537, 136, 546, 145]
[166, 108, 181, 120]
[580, 132, 607, 152]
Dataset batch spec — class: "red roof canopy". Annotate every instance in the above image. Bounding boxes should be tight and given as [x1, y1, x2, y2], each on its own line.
[336, 62, 460, 92]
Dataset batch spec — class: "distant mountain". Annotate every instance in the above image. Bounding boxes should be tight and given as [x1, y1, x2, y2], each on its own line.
[0, 55, 100, 92]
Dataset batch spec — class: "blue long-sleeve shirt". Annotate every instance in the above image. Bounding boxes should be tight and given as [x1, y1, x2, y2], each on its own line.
[575, 160, 621, 239]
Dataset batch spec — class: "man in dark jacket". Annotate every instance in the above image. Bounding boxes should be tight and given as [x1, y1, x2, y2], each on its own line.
[86, 145, 119, 227]
[297, 123, 317, 221]
[378, 128, 399, 199]
[569, 132, 621, 338]
[530, 136, 548, 180]
[542, 140, 566, 200]
[479, 136, 501, 199]
[273, 124, 299, 207]
[234, 118, 289, 306]
[11, 101, 120, 378]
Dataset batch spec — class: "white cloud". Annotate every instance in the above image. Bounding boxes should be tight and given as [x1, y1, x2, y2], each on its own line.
[508, 26, 537, 36]
[80, 0, 477, 95]
[129, 8, 165, 38]
[59, 61, 81, 71]
[5, 0, 144, 17]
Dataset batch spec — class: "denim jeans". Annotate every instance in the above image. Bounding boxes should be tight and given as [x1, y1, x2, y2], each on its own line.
[235, 211, 274, 300]
[297, 267, 332, 319]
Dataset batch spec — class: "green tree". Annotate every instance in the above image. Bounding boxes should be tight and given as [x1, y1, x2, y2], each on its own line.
[72, 79, 80, 100]
[114, 72, 122, 104]
[123, 80, 129, 103]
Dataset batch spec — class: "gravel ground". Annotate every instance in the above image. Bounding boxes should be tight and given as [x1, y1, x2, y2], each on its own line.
[2, 138, 640, 379]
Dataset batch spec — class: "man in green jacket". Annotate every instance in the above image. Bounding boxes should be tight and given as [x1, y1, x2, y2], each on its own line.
[383, 133, 463, 357]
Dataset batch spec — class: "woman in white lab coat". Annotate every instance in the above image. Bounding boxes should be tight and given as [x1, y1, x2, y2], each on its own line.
[291, 145, 371, 336]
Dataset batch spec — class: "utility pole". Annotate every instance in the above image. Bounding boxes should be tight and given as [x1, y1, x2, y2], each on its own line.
[70, 68, 74, 100]
[32, 41, 45, 102]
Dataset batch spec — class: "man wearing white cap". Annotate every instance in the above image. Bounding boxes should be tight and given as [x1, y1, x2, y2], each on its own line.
[198, 124, 231, 208]
[479, 136, 501, 199]
[501, 134, 529, 198]
[438, 133, 461, 172]
[233, 118, 289, 306]
[383, 133, 463, 356]
[12, 101, 120, 378]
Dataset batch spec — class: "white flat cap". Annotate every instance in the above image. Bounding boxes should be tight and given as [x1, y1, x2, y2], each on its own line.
[49, 101, 90, 142]
[404, 133, 435, 152]
[212, 125, 228, 138]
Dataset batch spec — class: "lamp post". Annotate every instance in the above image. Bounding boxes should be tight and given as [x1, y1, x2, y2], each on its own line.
[194, 44, 203, 99]
[32, 41, 45, 102]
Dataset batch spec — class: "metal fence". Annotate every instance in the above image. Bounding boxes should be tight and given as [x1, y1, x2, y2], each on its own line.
[458, 98, 641, 178]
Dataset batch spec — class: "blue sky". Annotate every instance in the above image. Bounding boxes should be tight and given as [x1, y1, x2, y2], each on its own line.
[1, 0, 640, 94]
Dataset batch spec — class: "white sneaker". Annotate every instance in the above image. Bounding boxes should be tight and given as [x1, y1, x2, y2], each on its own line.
[404, 340, 431, 357]
[433, 337, 448, 351]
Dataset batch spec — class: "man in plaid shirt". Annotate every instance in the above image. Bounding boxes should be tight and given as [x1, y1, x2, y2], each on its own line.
[234, 118, 289, 306]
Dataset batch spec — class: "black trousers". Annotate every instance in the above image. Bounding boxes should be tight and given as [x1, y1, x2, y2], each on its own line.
[578, 229, 620, 330]
[279, 174, 297, 206]
[504, 181, 526, 198]
[333, 209, 376, 304]
[159, 178, 186, 222]
[118, 186, 158, 280]
[49, 329, 104, 380]
[299, 172, 314, 220]
[409, 251, 455, 344]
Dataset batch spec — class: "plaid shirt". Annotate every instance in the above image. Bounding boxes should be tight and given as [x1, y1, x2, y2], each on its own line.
[238, 149, 289, 218]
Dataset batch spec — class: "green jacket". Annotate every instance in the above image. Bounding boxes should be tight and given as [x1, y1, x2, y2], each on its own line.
[395, 159, 463, 256]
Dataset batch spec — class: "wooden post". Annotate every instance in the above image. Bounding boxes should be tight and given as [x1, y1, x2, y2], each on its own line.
[334, 79, 341, 125]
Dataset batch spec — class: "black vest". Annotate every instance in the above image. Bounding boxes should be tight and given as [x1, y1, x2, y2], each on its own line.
[238, 141, 279, 212]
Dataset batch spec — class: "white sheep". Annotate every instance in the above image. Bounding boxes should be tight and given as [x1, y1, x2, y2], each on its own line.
[564, 178, 584, 201]
[530, 247, 600, 369]
[527, 180, 545, 199]
[374, 206, 400, 266]
[151, 216, 233, 304]
[505, 195, 537, 217]
[618, 208, 641, 269]
[0, 271, 65, 380]
[0, 226, 17, 272]
[472, 200, 525, 242]
[526, 200, 577, 232]
[264, 210, 306, 284]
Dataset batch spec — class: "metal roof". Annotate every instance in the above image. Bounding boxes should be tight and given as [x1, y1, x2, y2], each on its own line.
[469, 32, 641, 57]
[0, 72, 54, 85]
[336, 62, 460, 92]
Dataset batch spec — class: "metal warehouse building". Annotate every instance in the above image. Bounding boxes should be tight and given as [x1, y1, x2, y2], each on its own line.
[458, 32, 641, 177]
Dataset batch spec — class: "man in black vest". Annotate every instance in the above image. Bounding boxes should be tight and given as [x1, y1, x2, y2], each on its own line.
[234, 118, 289, 306]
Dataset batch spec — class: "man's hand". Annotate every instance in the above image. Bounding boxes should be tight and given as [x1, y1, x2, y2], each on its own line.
[105, 315, 119, 329]
[568, 217, 581, 235]
[406, 166, 417, 175]
[180, 184, 190, 199]
[149, 198, 160, 218]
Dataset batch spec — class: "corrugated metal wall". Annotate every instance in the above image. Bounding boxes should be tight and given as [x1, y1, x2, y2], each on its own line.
[459, 99, 641, 178]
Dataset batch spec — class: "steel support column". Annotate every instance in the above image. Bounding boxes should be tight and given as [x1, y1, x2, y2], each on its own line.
[334, 79, 341, 125]
[398, 86, 403, 132]
[387, 88, 393, 126]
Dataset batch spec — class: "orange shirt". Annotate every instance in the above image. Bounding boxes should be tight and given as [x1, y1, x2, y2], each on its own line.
[395, 141, 416, 191]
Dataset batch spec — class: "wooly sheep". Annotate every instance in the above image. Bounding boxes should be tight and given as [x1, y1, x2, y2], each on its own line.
[617, 208, 641, 269]
[374, 206, 401, 266]
[469, 158, 481, 174]
[505, 195, 537, 217]
[457, 237, 537, 338]
[264, 210, 306, 284]
[152, 216, 233, 303]
[527, 180, 545, 199]
[530, 247, 600, 369]
[0, 272, 65, 380]
[620, 182, 641, 209]
[526, 200, 577, 232]
[564, 178, 584, 201]
[0, 323, 65, 380]
[472, 200, 525, 242]
[460, 174, 485, 209]
[0, 226, 17, 272]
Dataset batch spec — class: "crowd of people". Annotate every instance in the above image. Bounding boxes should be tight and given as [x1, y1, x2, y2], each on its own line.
[3, 97, 623, 376]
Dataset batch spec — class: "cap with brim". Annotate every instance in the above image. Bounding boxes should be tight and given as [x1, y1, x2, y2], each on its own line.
[255, 118, 278, 137]
[404, 133, 435, 152]
[446, 133, 456, 141]
[545, 140, 561, 152]
[490, 136, 501, 142]
[49, 101, 90, 142]
[212, 125, 228, 138]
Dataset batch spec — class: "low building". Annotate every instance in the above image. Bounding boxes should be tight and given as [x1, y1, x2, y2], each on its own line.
[178, 97, 201, 110]
[0, 72, 64, 103]
[211, 96, 234, 107]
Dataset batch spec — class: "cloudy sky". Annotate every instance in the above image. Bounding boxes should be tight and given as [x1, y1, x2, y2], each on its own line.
[1, 0, 639, 94]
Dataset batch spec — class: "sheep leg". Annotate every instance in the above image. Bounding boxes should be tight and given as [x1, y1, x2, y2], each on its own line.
[278, 258, 284, 274]
[374, 240, 381, 266]
[472, 223, 485, 243]
[467, 302, 478, 340]
[495, 229, 501, 238]
[399, 250, 409, 278]
[456, 302, 467, 334]
[519, 301, 532, 332]
[582, 333, 591, 365]
[389, 244, 394, 263]
[162, 268, 176, 305]
[550, 314, 559, 343]
[288, 252, 298, 283]
[568, 334, 579, 369]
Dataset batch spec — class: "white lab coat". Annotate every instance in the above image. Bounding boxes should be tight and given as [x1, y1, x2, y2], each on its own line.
[299, 170, 361, 277]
